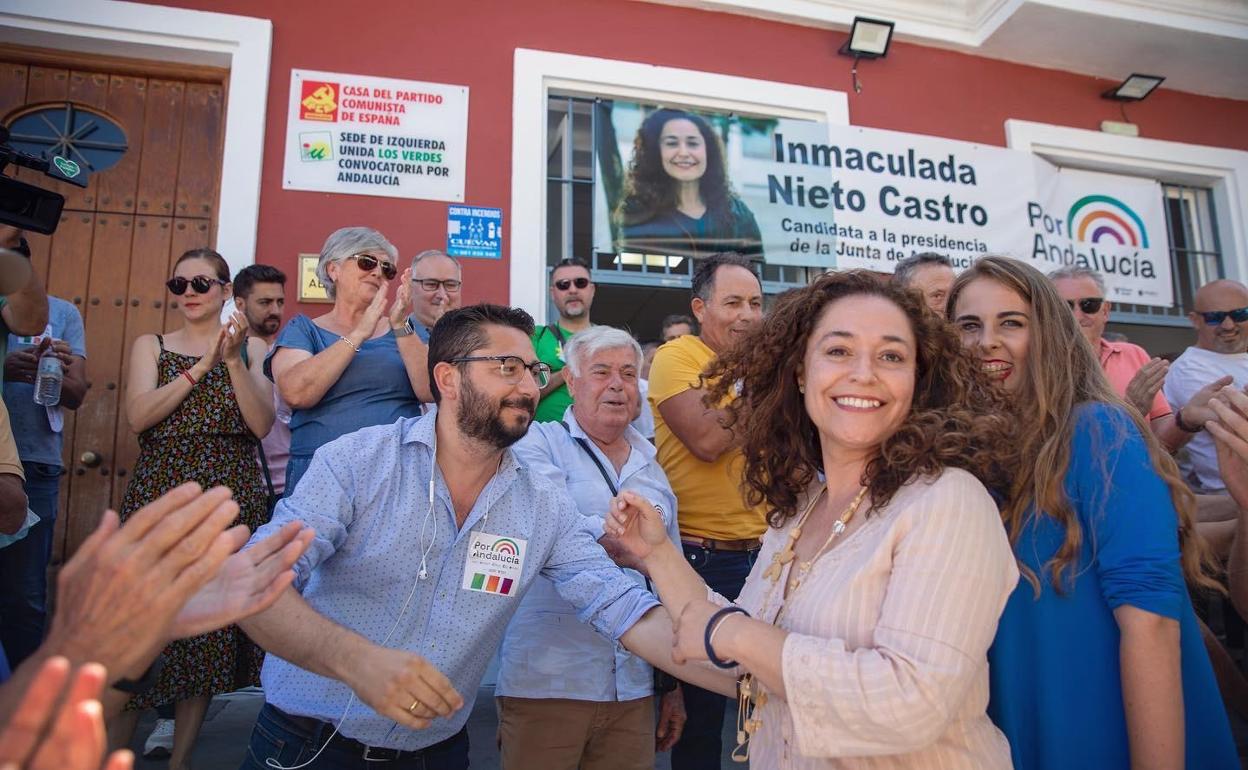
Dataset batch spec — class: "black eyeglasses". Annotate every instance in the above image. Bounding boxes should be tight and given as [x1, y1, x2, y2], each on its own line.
[554, 277, 591, 291]
[1200, 307, 1248, 325]
[348, 253, 398, 280]
[413, 278, 462, 293]
[166, 275, 227, 295]
[450, 355, 551, 388]
[1065, 297, 1105, 314]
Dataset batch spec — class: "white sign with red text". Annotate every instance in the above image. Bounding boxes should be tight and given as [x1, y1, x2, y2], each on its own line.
[282, 68, 468, 202]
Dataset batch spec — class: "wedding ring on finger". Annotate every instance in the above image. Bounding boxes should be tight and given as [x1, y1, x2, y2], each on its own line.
[408, 698, 422, 715]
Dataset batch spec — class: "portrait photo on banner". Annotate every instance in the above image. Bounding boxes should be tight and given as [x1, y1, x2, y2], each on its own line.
[596, 101, 786, 265]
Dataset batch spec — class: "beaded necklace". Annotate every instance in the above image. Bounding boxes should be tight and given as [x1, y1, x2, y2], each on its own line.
[732, 484, 869, 763]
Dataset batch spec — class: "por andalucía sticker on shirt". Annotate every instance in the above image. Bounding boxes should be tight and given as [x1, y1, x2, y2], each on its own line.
[461, 531, 527, 597]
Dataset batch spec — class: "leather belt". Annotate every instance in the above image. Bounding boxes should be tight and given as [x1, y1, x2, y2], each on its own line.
[681, 536, 762, 552]
[273, 706, 461, 762]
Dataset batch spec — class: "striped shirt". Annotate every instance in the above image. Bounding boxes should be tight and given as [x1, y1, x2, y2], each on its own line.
[728, 468, 1018, 768]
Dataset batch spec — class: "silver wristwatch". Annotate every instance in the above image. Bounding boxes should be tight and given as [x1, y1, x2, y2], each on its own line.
[392, 318, 416, 338]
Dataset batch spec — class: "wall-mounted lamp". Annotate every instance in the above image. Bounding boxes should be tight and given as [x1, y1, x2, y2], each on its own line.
[1102, 73, 1165, 101]
[838, 17, 894, 94]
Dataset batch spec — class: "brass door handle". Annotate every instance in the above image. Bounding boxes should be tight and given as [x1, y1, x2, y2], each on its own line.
[80, 451, 103, 468]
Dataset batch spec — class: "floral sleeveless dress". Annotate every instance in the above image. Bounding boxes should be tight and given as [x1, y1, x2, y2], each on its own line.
[119, 335, 269, 709]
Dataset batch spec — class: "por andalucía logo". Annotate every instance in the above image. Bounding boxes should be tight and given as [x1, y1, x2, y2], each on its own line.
[492, 538, 520, 556]
[1067, 195, 1149, 248]
[300, 81, 338, 122]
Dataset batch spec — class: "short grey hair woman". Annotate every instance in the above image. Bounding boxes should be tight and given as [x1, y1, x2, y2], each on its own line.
[269, 226, 432, 494]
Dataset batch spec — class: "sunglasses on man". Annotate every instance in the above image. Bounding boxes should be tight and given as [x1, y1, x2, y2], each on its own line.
[1065, 297, 1105, 314]
[554, 277, 591, 291]
[348, 253, 398, 280]
[1200, 307, 1248, 325]
[166, 275, 227, 295]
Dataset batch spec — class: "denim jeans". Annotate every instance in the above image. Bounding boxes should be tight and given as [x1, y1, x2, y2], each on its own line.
[0, 462, 60, 668]
[670, 544, 758, 770]
[239, 703, 470, 770]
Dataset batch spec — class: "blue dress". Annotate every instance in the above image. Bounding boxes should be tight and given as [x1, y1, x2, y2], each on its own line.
[266, 314, 422, 494]
[988, 402, 1237, 769]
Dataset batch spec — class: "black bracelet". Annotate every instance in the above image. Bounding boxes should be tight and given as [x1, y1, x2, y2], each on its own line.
[705, 605, 749, 669]
[1175, 407, 1203, 433]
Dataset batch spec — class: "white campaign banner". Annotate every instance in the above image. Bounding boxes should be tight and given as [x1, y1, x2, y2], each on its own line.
[745, 122, 1173, 306]
[1031, 167, 1172, 306]
[282, 68, 468, 202]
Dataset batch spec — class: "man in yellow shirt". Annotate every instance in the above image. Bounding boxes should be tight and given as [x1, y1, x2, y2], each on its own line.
[647, 252, 765, 769]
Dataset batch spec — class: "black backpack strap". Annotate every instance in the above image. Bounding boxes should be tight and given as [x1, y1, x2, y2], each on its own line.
[548, 324, 568, 345]
[559, 421, 617, 496]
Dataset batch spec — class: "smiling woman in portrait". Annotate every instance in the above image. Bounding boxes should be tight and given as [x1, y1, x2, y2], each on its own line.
[614, 108, 763, 260]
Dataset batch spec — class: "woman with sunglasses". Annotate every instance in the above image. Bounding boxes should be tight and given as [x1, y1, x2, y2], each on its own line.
[116, 247, 275, 770]
[948, 256, 1237, 770]
[614, 108, 763, 260]
[268, 226, 431, 495]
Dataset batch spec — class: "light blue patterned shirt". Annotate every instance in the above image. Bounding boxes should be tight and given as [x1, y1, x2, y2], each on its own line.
[497, 409, 679, 702]
[249, 411, 660, 751]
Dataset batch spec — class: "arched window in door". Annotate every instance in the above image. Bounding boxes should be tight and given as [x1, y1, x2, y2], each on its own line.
[5, 101, 128, 175]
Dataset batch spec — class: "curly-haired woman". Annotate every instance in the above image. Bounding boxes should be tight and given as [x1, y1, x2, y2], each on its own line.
[614, 108, 763, 260]
[605, 270, 1019, 767]
[949, 256, 1237, 770]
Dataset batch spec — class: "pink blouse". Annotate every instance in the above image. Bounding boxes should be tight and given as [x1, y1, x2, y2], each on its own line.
[724, 468, 1019, 768]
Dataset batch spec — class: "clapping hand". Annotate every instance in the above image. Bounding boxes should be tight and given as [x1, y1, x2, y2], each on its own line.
[1179, 375, 1236, 429]
[388, 268, 414, 331]
[1124, 357, 1168, 417]
[42, 484, 249, 676]
[353, 278, 391, 340]
[218, 311, 249, 364]
[0, 657, 132, 770]
[172, 521, 315, 639]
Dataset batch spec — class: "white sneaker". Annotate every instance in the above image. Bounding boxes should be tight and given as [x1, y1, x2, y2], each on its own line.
[143, 718, 175, 759]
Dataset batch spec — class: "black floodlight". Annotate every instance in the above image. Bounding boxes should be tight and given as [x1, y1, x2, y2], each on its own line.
[1103, 74, 1165, 102]
[839, 17, 895, 59]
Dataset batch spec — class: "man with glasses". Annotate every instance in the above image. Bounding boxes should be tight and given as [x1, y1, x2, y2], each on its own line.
[1164, 279, 1248, 494]
[234, 304, 713, 770]
[404, 250, 463, 343]
[534, 258, 595, 423]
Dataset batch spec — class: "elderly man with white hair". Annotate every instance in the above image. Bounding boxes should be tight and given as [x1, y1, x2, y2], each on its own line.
[496, 325, 684, 770]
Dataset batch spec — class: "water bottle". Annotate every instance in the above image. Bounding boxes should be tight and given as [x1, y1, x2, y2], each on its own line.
[33, 349, 62, 407]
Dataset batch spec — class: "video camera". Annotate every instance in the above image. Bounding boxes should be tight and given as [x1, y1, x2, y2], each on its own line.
[0, 125, 90, 236]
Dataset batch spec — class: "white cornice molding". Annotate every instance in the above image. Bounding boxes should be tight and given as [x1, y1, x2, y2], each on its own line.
[638, 0, 1248, 45]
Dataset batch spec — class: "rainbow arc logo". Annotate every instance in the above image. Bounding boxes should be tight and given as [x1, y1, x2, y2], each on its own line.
[1067, 195, 1149, 248]
[469, 538, 521, 596]
[492, 538, 520, 556]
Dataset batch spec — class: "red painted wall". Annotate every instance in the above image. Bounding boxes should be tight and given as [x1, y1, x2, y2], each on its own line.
[146, 0, 1248, 317]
